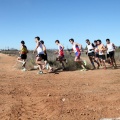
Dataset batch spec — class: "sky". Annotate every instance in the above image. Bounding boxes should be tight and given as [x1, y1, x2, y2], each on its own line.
[0, 0, 120, 50]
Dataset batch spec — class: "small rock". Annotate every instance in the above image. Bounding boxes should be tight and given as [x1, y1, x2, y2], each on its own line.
[86, 83, 89, 86]
[47, 94, 51, 97]
[62, 98, 65, 102]
[67, 110, 70, 113]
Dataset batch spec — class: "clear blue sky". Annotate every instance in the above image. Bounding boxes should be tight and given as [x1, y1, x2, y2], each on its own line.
[0, 0, 120, 50]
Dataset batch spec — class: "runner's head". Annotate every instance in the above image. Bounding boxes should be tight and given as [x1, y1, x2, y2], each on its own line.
[106, 39, 110, 44]
[35, 36, 40, 42]
[40, 40, 44, 44]
[86, 39, 90, 45]
[21, 40, 25, 45]
[55, 40, 60, 45]
[69, 38, 74, 44]
[97, 39, 101, 45]
[94, 40, 97, 46]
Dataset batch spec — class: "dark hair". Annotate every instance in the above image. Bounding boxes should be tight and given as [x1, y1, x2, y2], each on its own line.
[55, 40, 60, 43]
[40, 40, 44, 44]
[97, 39, 101, 43]
[106, 39, 110, 42]
[94, 40, 97, 43]
[86, 39, 90, 42]
[35, 36, 40, 41]
[69, 38, 74, 42]
[21, 40, 25, 44]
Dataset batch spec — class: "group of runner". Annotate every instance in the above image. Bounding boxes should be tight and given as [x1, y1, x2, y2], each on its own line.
[86, 39, 117, 70]
[17, 36, 117, 74]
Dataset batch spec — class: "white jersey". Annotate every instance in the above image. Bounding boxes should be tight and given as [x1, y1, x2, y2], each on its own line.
[87, 43, 94, 53]
[107, 50, 109, 54]
[57, 44, 64, 56]
[37, 42, 44, 54]
[72, 43, 80, 53]
[107, 43, 114, 52]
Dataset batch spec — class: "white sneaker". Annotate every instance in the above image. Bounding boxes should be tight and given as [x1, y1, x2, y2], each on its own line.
[37, 71, 43, 74]
[80, 68, 87, 71]
[21, 68, 27, 72]
[83, 60, 87, 66]
[46, 63, 49, 70]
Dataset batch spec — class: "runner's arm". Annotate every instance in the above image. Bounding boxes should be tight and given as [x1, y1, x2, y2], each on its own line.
[75, 43, 84, 52]
[67, 48, 73, 54]
[60, 44, 64, 49]
[42, 44, 47, 54]
[112, 43, 116, 50]
[105, 45, 108, 52]
[75, 43, 81, 48]
[54, 44, 64, 54]
[19, 45, 23, 54]
[102, 44, 106, 51]
[33, 42, 40, 54]
[89, 43, 95, 51]
[54, 51, 59, 54]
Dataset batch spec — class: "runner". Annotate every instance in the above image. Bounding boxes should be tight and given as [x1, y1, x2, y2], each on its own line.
[69, 38, 87, 71]
[106, 39, 117, 68]
[94, 40, 100, 62]
[40, 40, 53, 72]
[97, 39, 107, 69]
[55, 40, 67, 70]
[86, 39, 100, 69]
[17, 40, 28, 71]
[33, 36, 45, 74]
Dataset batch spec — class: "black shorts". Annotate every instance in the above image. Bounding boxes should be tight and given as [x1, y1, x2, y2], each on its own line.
[107, 54, 110, 59]
[21, 54, 27, 60]
[88, 52, 95, 57]
[95, 53, 99, 58]
[37, 54, 45, 60]
[109, 51, 114, 58]
[99, 55, 106, 60]
[44, 54, 48, 61]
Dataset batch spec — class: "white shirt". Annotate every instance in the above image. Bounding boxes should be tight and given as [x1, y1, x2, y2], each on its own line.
[72, 43, 81, 53]
[107, 43, 114, 52]
[37, 42, 44, 54]
[87, 44, 94, 53]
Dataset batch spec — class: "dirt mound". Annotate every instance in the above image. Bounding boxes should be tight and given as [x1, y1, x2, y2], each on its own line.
[0, 53, 120, 120]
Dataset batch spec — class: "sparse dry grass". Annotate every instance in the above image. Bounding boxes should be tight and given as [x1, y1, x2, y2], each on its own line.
[1, 50, 120, 70]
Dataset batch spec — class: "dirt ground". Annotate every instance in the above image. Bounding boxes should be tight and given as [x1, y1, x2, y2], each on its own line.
[0, 53, 120, 120]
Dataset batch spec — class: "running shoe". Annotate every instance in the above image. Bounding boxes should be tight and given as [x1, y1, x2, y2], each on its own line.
[83, 60, 87, 66]
[80, 68, 87, 71]
[46, 63, 49, 70]
[114, 66, 117, 69]
[37, 71, 43, 74]
[48, 68, 54, 73]
[21, 68, 27, 72]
